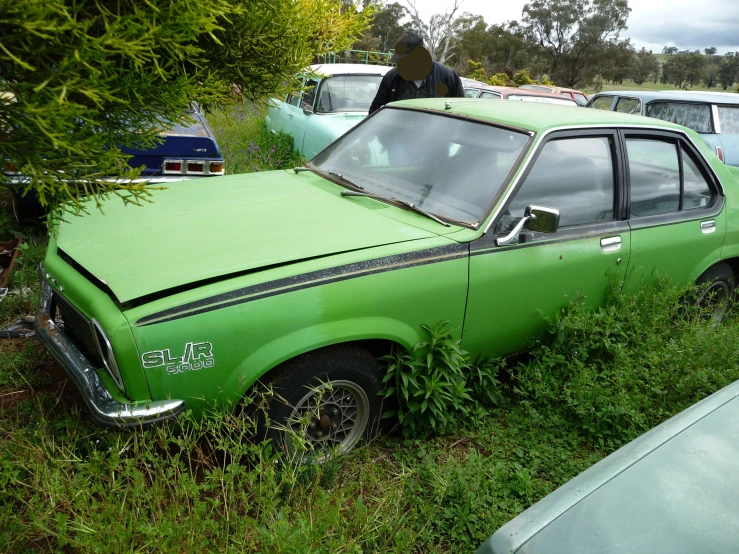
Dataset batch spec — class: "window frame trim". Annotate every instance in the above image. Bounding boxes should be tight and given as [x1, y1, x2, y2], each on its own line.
[620, 128, 724, 228]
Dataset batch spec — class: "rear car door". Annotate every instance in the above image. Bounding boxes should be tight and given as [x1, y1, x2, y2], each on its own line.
[464, 130, 631, 358]
[622, 130, 725, 292]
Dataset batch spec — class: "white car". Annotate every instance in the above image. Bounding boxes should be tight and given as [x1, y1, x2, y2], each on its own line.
[266, 64, 392, 159]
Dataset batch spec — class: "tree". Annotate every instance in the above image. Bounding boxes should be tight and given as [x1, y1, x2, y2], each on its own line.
[404, 0, 462, 63]
[718, 52, 739, 90]
[661, 51, 707, 89]
[601, 39, 635, 84]
[704, 47, 718, 56]
[631, 47, 660, 85]
[662, 46, 678, 55]
[362, 1, 408, 52]
[1, 0, 371, 211]
[522, 0, 631, 87]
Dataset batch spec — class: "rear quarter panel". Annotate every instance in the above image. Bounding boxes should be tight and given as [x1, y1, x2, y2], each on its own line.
[124, 239, 469, 414]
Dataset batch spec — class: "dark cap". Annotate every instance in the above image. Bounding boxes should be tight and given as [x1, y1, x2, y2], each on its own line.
[390, 31, 424, 63]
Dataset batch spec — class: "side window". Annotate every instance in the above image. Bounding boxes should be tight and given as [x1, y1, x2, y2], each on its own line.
[645, 102, 713, 133]
[287, 93, 301, 107]
[626, 139, 680, 217]
[495, 136, 615, 235]
[591, 96, 614, 110]
[464, 88, 481, 98]
[682, 147, 714, 210]
[479, 91, 501, 99]
[616, 98, 641, 115]
[301, 79, 320, 111]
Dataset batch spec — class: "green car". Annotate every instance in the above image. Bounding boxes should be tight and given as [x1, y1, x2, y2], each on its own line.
[36, 99, 739, 456]
[477, 378, 739, 553]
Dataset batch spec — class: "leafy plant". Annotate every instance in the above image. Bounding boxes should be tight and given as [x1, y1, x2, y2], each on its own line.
[382, 322, 472, 433]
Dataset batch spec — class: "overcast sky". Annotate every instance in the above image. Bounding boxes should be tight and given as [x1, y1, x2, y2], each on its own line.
[412, 0, 739, 54]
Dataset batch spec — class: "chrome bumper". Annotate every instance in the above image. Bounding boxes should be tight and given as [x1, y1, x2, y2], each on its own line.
[35, 274, 185, 427]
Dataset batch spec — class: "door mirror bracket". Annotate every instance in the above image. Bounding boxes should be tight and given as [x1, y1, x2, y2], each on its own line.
[495, 205, 560, 246]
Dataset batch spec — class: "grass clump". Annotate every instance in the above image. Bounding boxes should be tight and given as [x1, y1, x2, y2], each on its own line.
[207, 104, 305, 175]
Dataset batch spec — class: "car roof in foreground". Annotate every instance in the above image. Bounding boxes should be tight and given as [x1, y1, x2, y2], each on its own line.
[308, 63, 392, 77]
[593, 89, 739, 104]
[389, 98, 687, 134]
[478, 378, 739, 554]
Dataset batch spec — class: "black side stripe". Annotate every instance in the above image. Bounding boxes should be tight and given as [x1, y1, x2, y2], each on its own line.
[135, 244, 469, 327]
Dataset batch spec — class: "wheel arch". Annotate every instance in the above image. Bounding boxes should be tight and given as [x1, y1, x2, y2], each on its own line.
[223, 317, 420, 402]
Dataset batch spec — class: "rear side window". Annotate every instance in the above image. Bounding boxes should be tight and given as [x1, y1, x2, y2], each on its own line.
[626, 139, 680, 216]
[480, 91, 501, 99]
[626, 138, 715, 216]
[616, 98, 641, 115]
[496, 136, 615, 234]
[591, 96, 614, 110]
[645, 102, 713, 133]
[574, 94, 588, 106]
[682, 147, 713, 209]
[464, 88, 481, 98]
[718, 106, 739, 134]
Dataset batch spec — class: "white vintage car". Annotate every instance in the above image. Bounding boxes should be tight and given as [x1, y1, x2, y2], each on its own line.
[266, 64, 392, 159]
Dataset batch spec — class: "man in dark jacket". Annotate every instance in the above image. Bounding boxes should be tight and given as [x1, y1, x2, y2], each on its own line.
[368, 31, 464, 114]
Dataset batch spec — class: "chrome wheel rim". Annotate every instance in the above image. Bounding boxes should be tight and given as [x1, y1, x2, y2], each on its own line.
[286, 380, 370, 461]
[699, 281, 731, 322]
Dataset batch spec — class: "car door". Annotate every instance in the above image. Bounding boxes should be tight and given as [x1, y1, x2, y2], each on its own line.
[463, 130, 631, 358]
[283, 77, 320, 154]
[621, 130, 725, 292]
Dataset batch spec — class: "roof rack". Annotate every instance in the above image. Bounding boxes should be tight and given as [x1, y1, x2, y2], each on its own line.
[315, 49, 394, 66]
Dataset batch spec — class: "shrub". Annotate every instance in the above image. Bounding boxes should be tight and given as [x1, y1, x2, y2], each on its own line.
[512, 69, 534, 87]
[512, 281, 739, 447]
[382, 322, 503, 434]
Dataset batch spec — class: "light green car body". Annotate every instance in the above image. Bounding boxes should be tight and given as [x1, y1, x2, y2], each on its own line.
[36, 99, 739, 426]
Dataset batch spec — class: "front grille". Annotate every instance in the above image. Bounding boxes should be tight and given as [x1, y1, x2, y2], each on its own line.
[52, 293, 104, 368]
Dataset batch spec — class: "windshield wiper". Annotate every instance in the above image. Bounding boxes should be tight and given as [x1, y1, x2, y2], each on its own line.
[293, 166, 311, 173]
[328, 171, 364, 190]
[340, 190, 450, 227]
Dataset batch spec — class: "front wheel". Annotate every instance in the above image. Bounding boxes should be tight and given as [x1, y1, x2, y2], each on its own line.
[262, 345, 385, 461]
[696, 262, 734, 323]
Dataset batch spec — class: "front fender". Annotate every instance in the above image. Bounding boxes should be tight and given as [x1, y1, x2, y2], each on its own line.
[224, 316, 425, 396]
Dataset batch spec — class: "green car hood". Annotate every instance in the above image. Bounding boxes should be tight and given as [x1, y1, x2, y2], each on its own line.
[55, 171, 440, 303]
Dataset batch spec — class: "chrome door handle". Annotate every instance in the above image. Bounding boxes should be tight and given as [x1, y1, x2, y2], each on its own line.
[287, 113, 294, 118]
[701, 220, 716, 234]
[600, 236, 622, 253]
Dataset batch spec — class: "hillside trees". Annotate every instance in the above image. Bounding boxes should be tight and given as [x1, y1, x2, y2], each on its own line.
[522, 0, 631, 87]
[631, 48, 660, 85]
[1, 0, 371, 210]
[661, 50, 707, 89]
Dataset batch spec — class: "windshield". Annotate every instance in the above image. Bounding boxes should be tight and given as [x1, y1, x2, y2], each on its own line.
[507, 95, 576, 106]
[316, 75, 383, 113]
[311, 108, 530, 224]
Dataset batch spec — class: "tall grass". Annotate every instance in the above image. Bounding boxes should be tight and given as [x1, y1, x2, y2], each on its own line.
[207, 104, 305, 175]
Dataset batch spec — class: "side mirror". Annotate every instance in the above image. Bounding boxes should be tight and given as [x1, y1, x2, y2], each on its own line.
[303, 107, 313, 116]
[495, 205, 560, 246]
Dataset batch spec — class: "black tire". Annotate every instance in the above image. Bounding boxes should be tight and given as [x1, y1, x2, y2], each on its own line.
[696, 262, 734, 323]
[260, 345, 385, 460]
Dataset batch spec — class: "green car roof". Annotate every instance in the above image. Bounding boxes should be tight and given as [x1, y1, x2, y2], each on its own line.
[391, 97, 688, 134]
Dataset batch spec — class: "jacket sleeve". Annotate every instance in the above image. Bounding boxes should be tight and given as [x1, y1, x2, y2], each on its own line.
[369, 72, 393, 114]
[450, 71, 465, 98]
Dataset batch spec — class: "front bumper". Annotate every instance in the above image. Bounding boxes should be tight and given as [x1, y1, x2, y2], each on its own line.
[35, 273, 185, 427]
